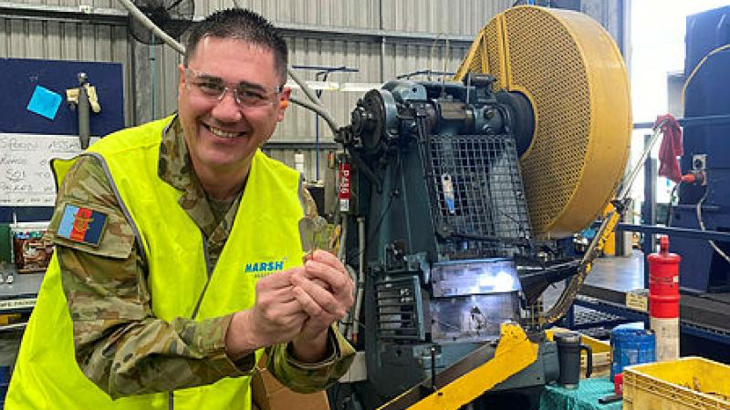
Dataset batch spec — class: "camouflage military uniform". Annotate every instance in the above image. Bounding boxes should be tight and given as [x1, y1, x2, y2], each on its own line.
[46, 116, 354, 398]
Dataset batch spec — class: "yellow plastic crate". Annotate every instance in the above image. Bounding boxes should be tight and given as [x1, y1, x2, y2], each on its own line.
[545, 328, 611, 378]
[623, 357, 730, 409]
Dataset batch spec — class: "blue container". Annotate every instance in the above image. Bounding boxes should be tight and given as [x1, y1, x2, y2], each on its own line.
[610, 328, 656, 381]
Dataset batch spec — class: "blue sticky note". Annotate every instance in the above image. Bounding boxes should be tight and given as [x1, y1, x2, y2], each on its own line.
[27, 85, 62, 120]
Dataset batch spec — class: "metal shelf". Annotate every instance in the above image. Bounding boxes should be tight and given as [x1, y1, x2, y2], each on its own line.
[573, 292, 730, 345]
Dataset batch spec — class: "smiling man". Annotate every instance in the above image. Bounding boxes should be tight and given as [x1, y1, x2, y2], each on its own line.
[7, 9, 354, 410]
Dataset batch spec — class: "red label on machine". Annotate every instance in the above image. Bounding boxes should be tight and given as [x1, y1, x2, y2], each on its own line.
[339, 163, 351, 212]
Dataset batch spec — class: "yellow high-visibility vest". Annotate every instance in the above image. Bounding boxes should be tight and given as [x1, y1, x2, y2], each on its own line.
[7, 116, 305, 409]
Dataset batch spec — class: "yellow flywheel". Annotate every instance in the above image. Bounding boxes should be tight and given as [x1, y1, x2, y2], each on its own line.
[455, 6, 632, 238]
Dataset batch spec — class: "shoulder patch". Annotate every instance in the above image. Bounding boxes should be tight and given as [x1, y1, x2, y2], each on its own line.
[57, 204, 108, 247]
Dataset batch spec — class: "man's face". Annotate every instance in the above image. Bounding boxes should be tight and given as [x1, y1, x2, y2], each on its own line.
[177, 36, 290, 176]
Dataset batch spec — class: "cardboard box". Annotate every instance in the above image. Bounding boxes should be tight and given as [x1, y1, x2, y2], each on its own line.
[251, 367, 330, 410]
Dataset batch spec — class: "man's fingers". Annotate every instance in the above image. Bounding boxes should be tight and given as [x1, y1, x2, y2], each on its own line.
[311, 249, 341, 267]
[256, 283, 297, 306]
[255, 297, 307, 328]
[256, 268, 299, 291]
[291, 274, 347, 319]
[292, 286, 325, 318]
[302, 260, 353, 298]
[270, 298, 306, 317]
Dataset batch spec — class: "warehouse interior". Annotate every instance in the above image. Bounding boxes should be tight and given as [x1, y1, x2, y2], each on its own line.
[1, 0, 730, 409]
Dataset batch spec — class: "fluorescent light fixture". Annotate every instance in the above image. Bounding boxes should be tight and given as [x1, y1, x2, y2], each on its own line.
[284, 80, 340, 91]
[305, 81, 340, 91]
[340, 82, 383, 92]
[283, 81, 383, 92]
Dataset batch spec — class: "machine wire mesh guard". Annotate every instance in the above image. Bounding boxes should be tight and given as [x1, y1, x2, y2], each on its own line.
[426, 134, 532, 258]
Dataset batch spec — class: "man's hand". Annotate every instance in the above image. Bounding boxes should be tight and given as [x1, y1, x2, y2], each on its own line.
[290, 250, 354, 362]
[225, 269, 307, 360]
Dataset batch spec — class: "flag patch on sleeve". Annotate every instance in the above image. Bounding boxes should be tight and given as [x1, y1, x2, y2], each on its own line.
[57, 204, 108, 246]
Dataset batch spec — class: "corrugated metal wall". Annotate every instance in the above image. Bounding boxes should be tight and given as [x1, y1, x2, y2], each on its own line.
[1, 0, 623, 181]
[0, 0, 511, 180]
[198, 0, 508, 34]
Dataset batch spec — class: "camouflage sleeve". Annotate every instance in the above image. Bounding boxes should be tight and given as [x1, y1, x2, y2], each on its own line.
[49, 155, 252, 399]
[264, 185, 356, 393]
[267, 326, 356, 393]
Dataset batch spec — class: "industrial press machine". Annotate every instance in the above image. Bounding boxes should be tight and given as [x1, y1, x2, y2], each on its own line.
[334, 6, 632, 409]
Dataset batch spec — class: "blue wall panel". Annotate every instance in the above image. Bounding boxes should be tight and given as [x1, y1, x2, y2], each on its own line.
[0, 58, 124, 136]
[0, 58, 124, 223]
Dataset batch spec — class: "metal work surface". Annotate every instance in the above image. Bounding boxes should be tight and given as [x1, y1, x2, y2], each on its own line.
[0, 270, 41, 298]
[577, 284, 730, 345]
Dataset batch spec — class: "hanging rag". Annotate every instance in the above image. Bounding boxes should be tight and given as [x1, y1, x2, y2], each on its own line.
[655, 114, 683, 183]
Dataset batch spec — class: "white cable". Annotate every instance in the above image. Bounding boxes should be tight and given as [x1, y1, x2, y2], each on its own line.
[695, 175, 730, 263]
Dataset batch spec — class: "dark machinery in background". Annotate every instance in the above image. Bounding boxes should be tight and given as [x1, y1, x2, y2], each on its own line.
[671, 5, 730, 294]
[334, 6, 631, 409]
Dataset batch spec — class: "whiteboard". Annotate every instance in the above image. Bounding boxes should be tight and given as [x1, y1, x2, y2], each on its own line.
[0, 133, 98, 206]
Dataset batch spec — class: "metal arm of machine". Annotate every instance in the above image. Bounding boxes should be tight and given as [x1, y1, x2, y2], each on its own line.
[378, 324, 540, 410]
[542, 121, 668, 325]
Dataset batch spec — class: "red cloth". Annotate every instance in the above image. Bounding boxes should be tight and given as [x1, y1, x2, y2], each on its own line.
[655, 114, 683, 183]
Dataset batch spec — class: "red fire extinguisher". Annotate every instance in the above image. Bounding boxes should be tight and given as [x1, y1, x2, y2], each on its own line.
[647, 235, 680, 361]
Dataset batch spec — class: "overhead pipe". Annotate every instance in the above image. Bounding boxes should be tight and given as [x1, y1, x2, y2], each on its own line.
[289, 95, 339, 135]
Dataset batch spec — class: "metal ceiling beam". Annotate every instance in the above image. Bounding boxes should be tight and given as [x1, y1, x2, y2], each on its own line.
[0, 2, 126, 25]
[275, 22, 473, 45]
